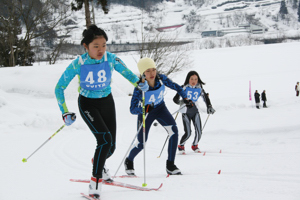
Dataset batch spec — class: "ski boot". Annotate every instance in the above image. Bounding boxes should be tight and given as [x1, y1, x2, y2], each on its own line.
[89, 176, 102, 199]
[192, 144, 201, 153]
[124, 158, 135, 176]
[178, 145, 186, 155]
[102, 165, 113, 183]
[92, 158, 113, 182]
[166, 160, 182, 175]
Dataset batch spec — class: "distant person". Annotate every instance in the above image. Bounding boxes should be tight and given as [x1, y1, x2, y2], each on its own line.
[261, 90, 267, 108]
[296, 82, 299, 96]
[254, 90, 260, 109]
[54, 24, 148, 199]
[173, 71, 215, 154]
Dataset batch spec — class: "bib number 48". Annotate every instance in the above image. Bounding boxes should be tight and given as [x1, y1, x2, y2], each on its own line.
[85, 70, 107, 84]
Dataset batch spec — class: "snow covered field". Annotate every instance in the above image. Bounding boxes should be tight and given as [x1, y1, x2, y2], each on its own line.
[0, 42, 300, 200]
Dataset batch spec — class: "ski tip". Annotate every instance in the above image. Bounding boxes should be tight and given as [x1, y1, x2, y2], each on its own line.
[151, 183, 163, 191]
[157, 183, 163, 190]
[81, 193, 100, 200]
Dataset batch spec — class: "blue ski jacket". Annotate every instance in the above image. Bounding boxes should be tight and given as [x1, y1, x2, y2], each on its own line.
[130, 74, 187, 115]
[55, 52, 139, 114]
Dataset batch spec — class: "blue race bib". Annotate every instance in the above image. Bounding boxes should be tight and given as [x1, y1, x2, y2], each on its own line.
[186, 87, 201, 102]
[145, 85, 165, 106]
[80, 61, 111, 90]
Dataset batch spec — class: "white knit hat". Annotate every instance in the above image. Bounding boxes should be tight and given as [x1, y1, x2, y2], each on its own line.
[137, 57, 156, 75]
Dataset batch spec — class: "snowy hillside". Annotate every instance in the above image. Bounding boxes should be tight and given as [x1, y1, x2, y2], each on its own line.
[65, 0, 300, 45]
[0, 42, 299, 200]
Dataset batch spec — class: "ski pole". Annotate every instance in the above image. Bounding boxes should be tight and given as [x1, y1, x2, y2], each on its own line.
[142, 91, 147, 187]
[157, 106, 183, 158]
[174, 112, 179, 120]
[202, 114, 210, 131]
[112, 113, 149, 180]
[22, 124, 65, 163]
[171, 104, 186, 115]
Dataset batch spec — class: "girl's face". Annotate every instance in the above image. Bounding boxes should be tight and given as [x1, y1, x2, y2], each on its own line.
[144, 68, 156, 82]
[83, 36, 106, 60]
[189, 75, 198, 86]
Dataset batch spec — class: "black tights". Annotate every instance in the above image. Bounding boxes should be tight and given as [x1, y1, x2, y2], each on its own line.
[78, 94, 116, 178]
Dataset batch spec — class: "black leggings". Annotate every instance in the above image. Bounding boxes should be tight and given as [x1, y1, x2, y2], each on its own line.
[78, 94, 116, 178]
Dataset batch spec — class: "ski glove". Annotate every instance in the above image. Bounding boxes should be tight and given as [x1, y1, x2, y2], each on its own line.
[62, 112, 76, 126]
[138, 80, 149, 92]
[207, 106, 215, 114]
[183, 98, 194, 108]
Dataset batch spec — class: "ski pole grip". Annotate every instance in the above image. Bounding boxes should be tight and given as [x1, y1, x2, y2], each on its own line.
[141, 74, 145, 83]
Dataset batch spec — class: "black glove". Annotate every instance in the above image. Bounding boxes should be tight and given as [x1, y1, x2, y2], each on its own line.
[145, 103, 154, 113]
[183, 98, 194, 108]
[207, 106, 215, 114]
[173, 93, 180, 105]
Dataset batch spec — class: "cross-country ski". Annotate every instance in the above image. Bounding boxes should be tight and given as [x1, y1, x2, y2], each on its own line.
[71, 179, 163, 191]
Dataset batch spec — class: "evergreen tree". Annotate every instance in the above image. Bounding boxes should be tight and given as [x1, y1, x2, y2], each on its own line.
[279, 1, 288, 19]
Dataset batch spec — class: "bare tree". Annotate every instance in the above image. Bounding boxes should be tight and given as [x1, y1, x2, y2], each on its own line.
[111, 24, 125, 40]
[232, 11, 245, 26]
[139, 32, 192, 76]
[226, 14, 233, 27]
[135, 5, 191, 77]
[47, 27, 73, 65]
[218, 13, 224, 25]
[13, 0, 71, 66]
[202, 39, 216, 49]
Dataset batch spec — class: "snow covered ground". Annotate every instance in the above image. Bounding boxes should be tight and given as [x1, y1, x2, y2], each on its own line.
[0, 42, 300, 200]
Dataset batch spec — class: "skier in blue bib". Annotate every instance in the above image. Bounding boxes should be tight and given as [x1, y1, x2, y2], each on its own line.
[124, 58, 194, 175]
[54, 25, 148, 199]
[173, 71, 215, 154]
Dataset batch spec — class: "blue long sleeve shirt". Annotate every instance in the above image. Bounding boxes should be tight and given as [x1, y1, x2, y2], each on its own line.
[130, 74, 187, 115]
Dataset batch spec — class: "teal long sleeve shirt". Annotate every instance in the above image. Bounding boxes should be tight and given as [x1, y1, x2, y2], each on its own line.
[55, 52, 139, 114]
